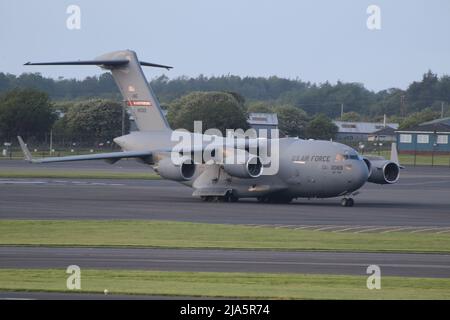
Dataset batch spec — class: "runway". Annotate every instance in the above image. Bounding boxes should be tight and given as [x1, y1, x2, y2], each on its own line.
[1, 246, 449, 278]
[1, 164, 450, 227]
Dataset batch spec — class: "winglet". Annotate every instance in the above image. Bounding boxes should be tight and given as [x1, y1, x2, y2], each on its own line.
[390, 142, 404, 169]
[17, 136, 33, 162]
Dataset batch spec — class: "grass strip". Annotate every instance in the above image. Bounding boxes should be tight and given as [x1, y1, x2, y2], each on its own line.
[0, 269, 449, 299]
[0, 220, 449, 253]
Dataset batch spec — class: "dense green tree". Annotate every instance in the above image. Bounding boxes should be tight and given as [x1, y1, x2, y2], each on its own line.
[340, 111, 361, 122]
[398, 108, 440, 130]
[167, 92, 249, 134]
[0, 89, 56, 141]
[370, 88, 404, 116]
[64, 99, 129, 143]
[274, 105, 309, 137]
[305, 114, 338, 140]
[246, 101, 275, 113]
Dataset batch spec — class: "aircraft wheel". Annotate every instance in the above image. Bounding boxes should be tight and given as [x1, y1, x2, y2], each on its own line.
[341, 198, 354, 207]
[224, 191, 238, 203]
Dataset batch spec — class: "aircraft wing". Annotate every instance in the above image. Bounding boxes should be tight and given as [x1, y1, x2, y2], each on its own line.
[17, 136, 152, 164]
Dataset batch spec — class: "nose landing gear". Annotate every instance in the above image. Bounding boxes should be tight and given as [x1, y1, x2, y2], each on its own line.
[341, 197, 354, 207]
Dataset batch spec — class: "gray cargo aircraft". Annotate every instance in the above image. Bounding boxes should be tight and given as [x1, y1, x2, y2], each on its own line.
[18, 50, 402, 206]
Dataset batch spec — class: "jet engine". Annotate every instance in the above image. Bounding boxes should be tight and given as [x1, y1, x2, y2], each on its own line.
[155, 156, 196, 181]
[364, 159, 400, 184]
[223, 155, 263, 179]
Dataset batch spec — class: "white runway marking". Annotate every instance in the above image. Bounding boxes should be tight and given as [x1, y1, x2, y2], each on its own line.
[0, 179, 124, 187]
[315, 226, 344, 231]
[381, 227, 417, 234]
[0, 180, 47, 184]
[409, 228, 442, 234]
[333, 226, 365, 233]
[243, 224, 450, 234]
[436, 230, 450, 234]
[353, 226, 395, 234]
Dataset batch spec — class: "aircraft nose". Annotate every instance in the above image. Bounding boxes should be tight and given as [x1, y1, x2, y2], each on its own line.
[344, 159, 369, 192]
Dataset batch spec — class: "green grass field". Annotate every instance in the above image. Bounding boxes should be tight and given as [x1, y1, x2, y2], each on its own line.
[1, 220, 449, 253]
[0, 170, 160, 180]
[0, 269, 448, 299]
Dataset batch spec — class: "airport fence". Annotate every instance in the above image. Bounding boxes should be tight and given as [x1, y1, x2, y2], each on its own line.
[335, 139, 450, 167]
[2, 135, 450, 167]
[1, 132, 121, 160]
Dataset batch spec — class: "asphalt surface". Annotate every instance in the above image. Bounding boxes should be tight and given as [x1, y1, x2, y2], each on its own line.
[1, 161, 450, 299]
[1, 162, 450, 227]
[1, 246, 449, 278]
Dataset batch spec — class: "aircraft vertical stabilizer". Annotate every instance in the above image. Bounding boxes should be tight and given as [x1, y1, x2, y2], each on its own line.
[24, 50, 172, 132]
[95, 50, 171, 132]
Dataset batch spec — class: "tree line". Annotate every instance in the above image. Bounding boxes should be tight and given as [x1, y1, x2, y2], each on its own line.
[0, 89, 338, 147]
[1, 70, 449, 147]
[1, 70, 449, 119]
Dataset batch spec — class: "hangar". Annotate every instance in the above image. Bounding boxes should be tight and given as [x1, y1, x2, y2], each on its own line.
[333, 121, 399, 141]
[396, 118, 450, 155]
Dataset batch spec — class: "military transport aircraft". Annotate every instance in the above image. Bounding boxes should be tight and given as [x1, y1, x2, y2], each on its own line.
[18, 50, 402, 206]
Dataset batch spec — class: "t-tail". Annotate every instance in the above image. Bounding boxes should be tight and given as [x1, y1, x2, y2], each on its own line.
[24, 50, 171, 132]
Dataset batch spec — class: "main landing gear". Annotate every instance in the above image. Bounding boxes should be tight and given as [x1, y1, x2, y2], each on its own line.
[341, 197, 354, 207]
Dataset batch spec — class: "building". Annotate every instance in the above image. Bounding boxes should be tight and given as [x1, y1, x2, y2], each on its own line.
[396, 121, 450, 155]
[420, 117, 450, 127]
[368, 126, 397, 142]
[247, 112, 279, 137]
[333, 121, 399, 141]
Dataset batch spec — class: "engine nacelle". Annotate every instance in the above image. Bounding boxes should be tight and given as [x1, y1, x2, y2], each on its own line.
[155, 157, 196, 181]
[365, 159, 400, 184]
[223, 155, 263, 179]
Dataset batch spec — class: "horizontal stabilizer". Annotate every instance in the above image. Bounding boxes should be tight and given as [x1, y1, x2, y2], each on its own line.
[24, 60, 172, 70]
[24, 60, 129, 67]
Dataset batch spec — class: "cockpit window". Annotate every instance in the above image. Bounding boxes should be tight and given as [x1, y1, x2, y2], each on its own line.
[335, 153, 360, 161]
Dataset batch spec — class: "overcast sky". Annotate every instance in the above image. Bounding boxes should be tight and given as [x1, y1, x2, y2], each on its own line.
[1, 0, 449, 92]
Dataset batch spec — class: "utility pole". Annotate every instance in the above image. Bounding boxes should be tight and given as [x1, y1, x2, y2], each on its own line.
[400, 95, 406, 117]
[441, 101, 445, 118]
[340, 103, 344, 119]
[122, 103, 125, 136]
[49, 129, 53, 155]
